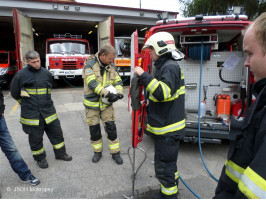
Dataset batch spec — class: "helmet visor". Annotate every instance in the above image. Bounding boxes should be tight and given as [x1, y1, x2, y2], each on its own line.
[142, 42, 153, 50]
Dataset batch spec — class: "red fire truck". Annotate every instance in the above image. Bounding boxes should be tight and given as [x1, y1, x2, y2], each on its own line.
[131, 14, 252, 143]
[45, 33, 91, 80]
[0, 50, 17, 87]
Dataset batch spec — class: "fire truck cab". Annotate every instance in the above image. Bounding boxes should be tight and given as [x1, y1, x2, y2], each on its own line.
[0, 50, 17, 87]
[114, 36, 144, 82]
[45, 33, 91, 80]
[133, 14, 252, 143]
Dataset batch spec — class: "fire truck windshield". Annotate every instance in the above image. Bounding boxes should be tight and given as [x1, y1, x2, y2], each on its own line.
[114, 37, 145, 57]
[115, 38, 131, 57]
[48, 42, 88, 54]
[0, 53, 8, 64]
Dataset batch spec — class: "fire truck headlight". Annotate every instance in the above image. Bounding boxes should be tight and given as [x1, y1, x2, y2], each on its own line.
[0, 68, 8, 75]
[50, 71, 55, 76]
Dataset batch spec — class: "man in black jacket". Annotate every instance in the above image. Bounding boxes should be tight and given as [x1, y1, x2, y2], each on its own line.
[134, 32, 185, 199]
[214, 12, 266, 198]
[10, 50, 72, 169]
[0, 87, 40, 196]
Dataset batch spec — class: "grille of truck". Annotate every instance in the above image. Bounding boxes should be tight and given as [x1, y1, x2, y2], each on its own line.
[62, 61, 77, 70]
[119, 66, 130, 72]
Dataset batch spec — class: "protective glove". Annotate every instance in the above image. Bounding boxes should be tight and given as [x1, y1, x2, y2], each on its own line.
[116, 94, 123, 99]
[106, 92, 119, 103]
[20, 90, 30, 97]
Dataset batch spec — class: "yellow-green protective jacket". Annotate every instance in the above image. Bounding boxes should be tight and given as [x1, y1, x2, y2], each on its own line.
[82, 53, 123, 111]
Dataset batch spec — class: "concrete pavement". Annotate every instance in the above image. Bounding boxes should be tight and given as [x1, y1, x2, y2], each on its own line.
[0, 86, 229, 199]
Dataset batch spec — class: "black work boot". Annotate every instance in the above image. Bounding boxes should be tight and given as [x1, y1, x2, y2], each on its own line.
[55, 153, 72, 161]
[37, 158, 49, 169]
[112, 152, 123, 165]
[92, 152, 102, 163]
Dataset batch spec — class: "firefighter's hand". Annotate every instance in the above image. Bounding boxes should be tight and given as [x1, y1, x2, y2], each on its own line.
[116, 94, 123, 99]
[134, 67, 144, 76]
[141, 100, 149, 106]
[106, 92, 119, 102]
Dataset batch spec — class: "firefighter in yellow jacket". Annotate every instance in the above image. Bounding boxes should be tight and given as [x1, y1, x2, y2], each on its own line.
[83, 44, 124, 164]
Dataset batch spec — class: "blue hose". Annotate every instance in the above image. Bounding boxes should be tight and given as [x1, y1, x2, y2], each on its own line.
[197, 39, 219, 182]
[162, 40, 217, 199]
[179, 175, 202, 199]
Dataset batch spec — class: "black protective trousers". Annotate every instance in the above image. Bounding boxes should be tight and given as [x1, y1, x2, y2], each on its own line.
[89, 121, 118, 141]
[22, 115, 66, 161]
[154, 136, 180, 199]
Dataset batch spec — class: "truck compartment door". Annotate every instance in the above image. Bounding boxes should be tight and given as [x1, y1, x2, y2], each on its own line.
[12, 8, 34, 70]
[98, 16, 114, 49]
[130, 30, 149, 148]
[130, 30, 139, 79]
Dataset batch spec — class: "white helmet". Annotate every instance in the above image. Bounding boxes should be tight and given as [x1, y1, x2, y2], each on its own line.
[142, 32, 177, 56]
[102, 85, 117, 105]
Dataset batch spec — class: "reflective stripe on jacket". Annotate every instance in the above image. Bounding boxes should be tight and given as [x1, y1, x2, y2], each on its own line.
[82, 53, 123, 111]
[10, 65, 58, 126]
[139, 54, 185, 138]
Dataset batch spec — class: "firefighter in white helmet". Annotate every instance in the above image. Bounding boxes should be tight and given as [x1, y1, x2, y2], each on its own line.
[82, 44, 124, 165]
[135, 32, 185, 198]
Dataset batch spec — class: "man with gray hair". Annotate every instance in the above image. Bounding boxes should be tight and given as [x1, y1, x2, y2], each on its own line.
[82, 43, 124, 165]
[10, 50, 72, 169]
